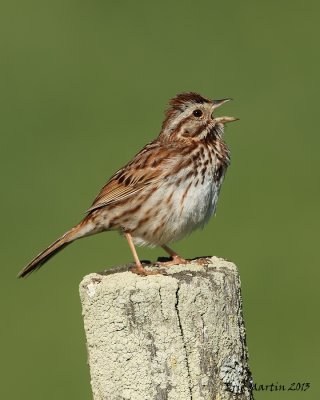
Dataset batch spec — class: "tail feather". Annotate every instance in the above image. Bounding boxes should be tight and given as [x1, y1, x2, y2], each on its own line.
[18, 220, 92, 278]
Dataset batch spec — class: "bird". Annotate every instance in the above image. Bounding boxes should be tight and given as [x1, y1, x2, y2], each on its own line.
[18, 92, 237, 278]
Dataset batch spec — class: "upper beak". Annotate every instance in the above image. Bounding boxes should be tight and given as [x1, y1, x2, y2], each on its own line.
[212, 98, 232, 109]
[212, 98, 238, 124]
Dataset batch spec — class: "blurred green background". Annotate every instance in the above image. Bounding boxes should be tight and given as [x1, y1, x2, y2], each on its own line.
[1, 0, 319, 399]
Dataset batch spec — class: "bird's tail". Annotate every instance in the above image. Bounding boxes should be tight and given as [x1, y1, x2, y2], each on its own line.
[18, 217, 95, 278]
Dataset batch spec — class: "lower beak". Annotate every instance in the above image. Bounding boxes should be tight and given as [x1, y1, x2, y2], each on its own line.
[214, 116, 239, 124]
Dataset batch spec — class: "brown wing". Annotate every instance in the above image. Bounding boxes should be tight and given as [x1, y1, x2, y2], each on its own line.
[87, 140, 173, 213]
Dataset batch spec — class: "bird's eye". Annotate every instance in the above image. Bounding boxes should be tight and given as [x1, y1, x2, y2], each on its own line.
[193, 109, 203, 117]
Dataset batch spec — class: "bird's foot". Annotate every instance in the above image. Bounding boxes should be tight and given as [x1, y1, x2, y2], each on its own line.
[130, 264, 167, 276]
[156, 255, 188, 268]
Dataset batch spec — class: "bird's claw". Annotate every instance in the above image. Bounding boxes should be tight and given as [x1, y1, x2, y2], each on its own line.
[130, 265, 167, 276]
[155, 256, 188, 268]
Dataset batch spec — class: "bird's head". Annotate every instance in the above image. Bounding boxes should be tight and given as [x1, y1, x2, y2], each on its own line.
[159, 92, 237, 142]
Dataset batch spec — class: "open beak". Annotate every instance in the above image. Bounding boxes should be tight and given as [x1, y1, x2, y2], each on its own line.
[212, 98, 238, 124]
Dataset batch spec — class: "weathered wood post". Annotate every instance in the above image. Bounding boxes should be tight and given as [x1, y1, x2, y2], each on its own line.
[79, 257, 253, 400]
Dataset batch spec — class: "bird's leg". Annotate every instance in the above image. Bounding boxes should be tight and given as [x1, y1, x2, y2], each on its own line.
[124, 232, 164, 275]
[157, 244, 188, 267]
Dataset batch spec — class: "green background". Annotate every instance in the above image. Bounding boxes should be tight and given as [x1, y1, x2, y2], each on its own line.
[1, 0, 319, 399]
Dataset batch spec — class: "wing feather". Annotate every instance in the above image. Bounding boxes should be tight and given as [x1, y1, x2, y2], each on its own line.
[87, 141, 171, 213]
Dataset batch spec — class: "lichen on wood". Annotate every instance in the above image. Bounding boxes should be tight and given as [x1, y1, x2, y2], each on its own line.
[80, 257, 253, 400]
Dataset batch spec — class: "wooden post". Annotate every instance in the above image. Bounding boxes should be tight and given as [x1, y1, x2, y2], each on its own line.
[79, 257, 253, 400]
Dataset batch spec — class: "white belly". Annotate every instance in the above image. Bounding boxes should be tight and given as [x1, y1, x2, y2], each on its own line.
[164, 173, 223, 241]
[132, 165, 225, 247]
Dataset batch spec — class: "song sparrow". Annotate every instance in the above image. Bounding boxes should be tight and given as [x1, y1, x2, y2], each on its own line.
[18, 92, 237, 277]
